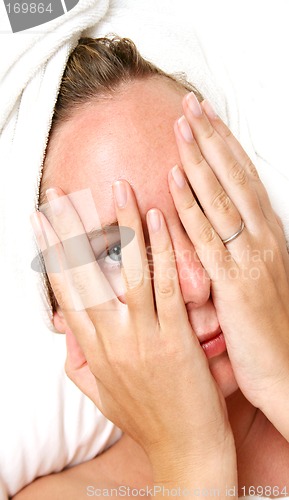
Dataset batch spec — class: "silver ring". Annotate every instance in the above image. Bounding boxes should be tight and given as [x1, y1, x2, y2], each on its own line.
[222, 220, 245, 244]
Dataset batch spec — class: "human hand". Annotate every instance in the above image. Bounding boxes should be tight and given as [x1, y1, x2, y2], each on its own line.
[30, 183, 236, 487]
[169, 92, 289, 438]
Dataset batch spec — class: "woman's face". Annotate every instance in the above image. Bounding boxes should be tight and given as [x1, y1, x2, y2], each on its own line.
[45, 77, 238, 398]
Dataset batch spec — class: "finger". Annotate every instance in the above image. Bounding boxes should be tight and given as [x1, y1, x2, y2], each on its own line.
[30, 209, 101, 358]
[201, 99, 278, 225]
[44, 187, 121, 319]
[175, 116, 242, 242]
[146, 208, 195, 339]
[31, 208, 81, 314]
[34, 197, 120, 368]
[168, 165, 239, 281]
[112, 180, 155, 322]
[200, 105, 289, 274]
[180, 92, 264, 234]
[174, 116, 251, 259]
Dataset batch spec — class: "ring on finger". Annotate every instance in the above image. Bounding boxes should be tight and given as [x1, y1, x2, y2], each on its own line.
[221, 220, 245, 245]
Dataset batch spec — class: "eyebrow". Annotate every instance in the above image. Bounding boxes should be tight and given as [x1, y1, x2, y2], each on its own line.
[86, 220, 119, 240]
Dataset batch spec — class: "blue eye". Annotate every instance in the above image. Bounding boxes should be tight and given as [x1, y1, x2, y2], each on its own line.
[104, 242, 122, 265]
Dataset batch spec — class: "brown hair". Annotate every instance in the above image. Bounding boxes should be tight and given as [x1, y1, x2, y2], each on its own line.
[39, 36, 203, 318]
[51, 36, 203, 127]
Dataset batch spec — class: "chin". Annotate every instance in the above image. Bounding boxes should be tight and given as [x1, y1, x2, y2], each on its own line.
[208, 351, 239, 398]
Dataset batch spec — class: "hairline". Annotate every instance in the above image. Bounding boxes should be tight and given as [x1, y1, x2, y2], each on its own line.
[39, 73, 197, 209]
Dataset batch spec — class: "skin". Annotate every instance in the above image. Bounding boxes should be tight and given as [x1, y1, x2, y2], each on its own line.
[15, 77, 289, 497]
[45, 77, 238, 396]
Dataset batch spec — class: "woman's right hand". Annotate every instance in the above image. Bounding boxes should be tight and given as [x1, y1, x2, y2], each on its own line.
[31, 183, 237, 491]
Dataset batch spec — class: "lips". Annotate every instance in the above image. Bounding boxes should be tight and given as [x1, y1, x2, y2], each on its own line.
[186, 312, 226, 358]
[198, 327, 223, 345]
[186, 303, 223, 346]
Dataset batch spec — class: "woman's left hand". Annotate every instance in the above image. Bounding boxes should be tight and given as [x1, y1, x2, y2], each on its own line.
[169, 92, 289, 439]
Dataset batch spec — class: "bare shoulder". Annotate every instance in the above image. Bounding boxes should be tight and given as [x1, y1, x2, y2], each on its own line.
[12, 434, 153, 499]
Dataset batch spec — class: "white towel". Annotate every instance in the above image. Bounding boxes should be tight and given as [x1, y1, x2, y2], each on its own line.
[1, 0, 289, 495]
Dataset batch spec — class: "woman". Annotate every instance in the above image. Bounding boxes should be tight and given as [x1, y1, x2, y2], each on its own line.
[17, 37, 289, 497]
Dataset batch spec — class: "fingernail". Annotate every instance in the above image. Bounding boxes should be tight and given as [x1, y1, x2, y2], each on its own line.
[171, 165, 186, 189]
[202, 99, 218, 120]
[186, 92, 203, 117]
[113, 180, 127, 208]
[178, 116, 194, 143]
[148, 209, 161, 232]
[46, 188, 64, 215]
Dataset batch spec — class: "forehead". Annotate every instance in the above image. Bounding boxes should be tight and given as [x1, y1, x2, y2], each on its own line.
[46, 78, 187, 228]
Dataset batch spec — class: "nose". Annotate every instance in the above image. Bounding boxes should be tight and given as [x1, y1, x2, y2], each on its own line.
[173, 231, 211, 306]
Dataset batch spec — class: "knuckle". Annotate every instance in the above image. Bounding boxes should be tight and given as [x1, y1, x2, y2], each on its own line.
[156, 276, 176, 299]
[52, 212, 74, 238]
[152, 241, 173, 258]
[181, 194, 197, 212]
[161, 337, 190, 363]
[199, 223, 216, 244]
[192, 153, 206, 167]
[244, 158, 259, 180]
[214, 119, 231, 140]
[70, 268, 89, 295]
[222, 124, 232, 139]
[203, 125, 216, 141]
[229, 161, 247, 186]
[211, 189, 231, 213]
[123, 267, 144, 291]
